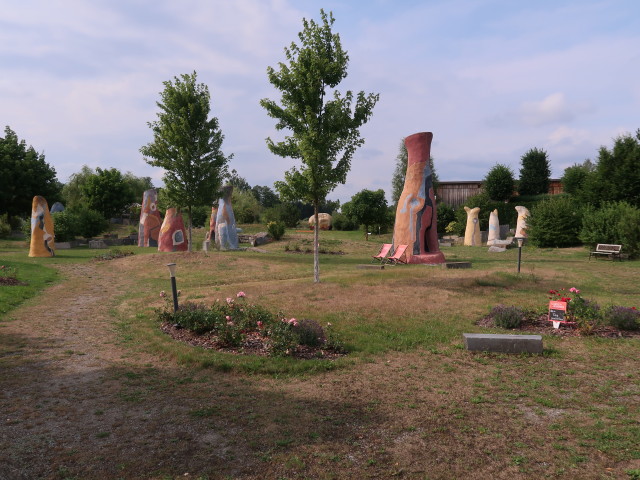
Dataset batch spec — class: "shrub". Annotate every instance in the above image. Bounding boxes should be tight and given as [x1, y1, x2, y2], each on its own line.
[489, 305, 525, 329]
[527, 195, 582, 247]
[292, 318, 326, 347]
[169, 302, 219, 334]
[455, 192, 516, 234]
[436, 203, 456, 237]
[267, 221, 285, 240]
[331, 212, 357, 231]
[0, 214, 11, 239]
[72, 207, 108, 238]
[604, 306, 639, 331]
[579, 201, 640, 258]
[52, 211, 79, 242]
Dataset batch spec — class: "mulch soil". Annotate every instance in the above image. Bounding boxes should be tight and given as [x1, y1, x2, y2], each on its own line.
[160, 321, 347, 360]
[477, 312, 640, 338]
[0, 276, 27, 286]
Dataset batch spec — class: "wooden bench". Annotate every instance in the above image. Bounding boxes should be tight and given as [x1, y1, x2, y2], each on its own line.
[589, 244, 622, 261]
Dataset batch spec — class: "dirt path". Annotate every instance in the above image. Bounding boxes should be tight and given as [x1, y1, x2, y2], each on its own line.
[0, 261, 259, 479]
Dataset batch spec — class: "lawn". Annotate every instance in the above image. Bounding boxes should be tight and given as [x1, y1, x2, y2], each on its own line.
[0, 229, 638, 479]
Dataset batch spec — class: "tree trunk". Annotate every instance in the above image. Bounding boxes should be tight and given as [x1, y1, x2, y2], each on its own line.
[313, 203, 320, 283]
[188, 204, 193, 252]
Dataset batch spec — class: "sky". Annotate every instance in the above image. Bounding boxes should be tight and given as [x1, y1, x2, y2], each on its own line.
[2, 0, 639, 204]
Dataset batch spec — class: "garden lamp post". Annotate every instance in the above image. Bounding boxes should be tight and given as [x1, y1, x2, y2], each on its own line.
[166, 263, 179, 312]
[515, 237, 525, 274]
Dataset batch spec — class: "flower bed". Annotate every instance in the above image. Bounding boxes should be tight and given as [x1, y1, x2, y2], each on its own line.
[158, 291, 347, 359]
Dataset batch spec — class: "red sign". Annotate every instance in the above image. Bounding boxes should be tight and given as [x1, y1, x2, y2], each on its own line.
[548, 301, 567, 323]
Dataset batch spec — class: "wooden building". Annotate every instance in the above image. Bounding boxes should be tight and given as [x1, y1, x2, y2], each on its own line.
[436, 180, 563, 207]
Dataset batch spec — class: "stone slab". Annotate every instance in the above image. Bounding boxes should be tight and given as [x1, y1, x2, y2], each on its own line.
[442, 262, 472, 269]
[357, 264, 384, 270]
[55, 242, 71, 249]
[463, 333, 543, 354]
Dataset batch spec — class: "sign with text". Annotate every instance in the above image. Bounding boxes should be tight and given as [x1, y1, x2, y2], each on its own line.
[548, 300, 567, 323]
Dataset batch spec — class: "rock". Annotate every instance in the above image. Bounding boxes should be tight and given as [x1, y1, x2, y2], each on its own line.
[251, 232, 272, 247]
[488, 245, 507, 253]
[309, 213, 332, 230]
[89, 239, 108, 249]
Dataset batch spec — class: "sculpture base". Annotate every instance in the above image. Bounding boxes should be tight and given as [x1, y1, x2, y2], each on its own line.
[408, 252, 446, 265]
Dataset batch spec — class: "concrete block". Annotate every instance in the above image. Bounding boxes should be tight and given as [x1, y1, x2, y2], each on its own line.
[442, 262, 472, 269]
[463, 333, 543, 354]
[357, 264, 384, 270]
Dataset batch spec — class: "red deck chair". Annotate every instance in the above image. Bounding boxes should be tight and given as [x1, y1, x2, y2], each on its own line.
[385, 244, 408, 265]
[372, 243, 392, 263]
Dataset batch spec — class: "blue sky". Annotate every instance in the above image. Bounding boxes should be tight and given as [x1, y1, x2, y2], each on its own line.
[2, 0, 639, 203]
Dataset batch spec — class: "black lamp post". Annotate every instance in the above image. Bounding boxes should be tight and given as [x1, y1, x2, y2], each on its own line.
[166, 263, 179, 312]
[515, 237, 525, 273]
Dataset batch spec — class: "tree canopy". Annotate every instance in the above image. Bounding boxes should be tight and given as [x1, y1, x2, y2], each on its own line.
[518, 147, 551, 196]
[260, 9, 379, 282]
[0, 126, 62, 218]
[342, 189, 388, 239]
[141, 71, 232, 251]
[483, 163, 515, 202]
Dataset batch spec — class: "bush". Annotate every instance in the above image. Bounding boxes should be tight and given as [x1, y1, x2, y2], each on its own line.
[527, 195, 582, 247]
[267, 221, 285, 240]
[489, 305, 525, 329]
[332, 212, 357, 231]
[261, 203, 301, 228]
[72, 207, 108, 238]
[292, 318, 326, 347]
[436, 203, 456, 237]
[52, 211, 79, 242]
[0, 214, 11, 239]
[187, 205, 210, 228]
[604, 306, 639, 331]
[579, 201, 640, 258]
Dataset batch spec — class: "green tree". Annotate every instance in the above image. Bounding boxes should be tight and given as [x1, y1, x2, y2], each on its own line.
[561, 160, 595, 197]
[589, 130, 640, 207]
[141, 71, 232, 251]
[527, 195, 582, 248]
[391, 139, 439, 206]
[483, 163, 515, 202]
[123, 172, 154, 204]
[260, 10, 379, 282]
[81, 167, 133, 219]
[251, 185, 280, 208]
[518, 147, 551, 196]
[342, 189, 388, 239]
[0, 126, 62, 219]
[62, 165, 95, 210]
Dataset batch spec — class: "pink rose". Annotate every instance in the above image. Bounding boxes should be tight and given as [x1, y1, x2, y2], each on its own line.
[236, 291, 246, 298]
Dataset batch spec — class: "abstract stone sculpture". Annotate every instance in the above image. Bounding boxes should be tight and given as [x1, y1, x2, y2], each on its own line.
[392, 132, 445, 264]
[29, 196, 55, 257]
[215, 185, 239, 250]
[158, 208, 188, 252]
[309, 213, 332, 230]
[487, 209, 500, 246]
[138, 189, 162, 247]
[50, 202, 65, 214]
[463, 206, 481, 246]
[515, 206, 530, 238]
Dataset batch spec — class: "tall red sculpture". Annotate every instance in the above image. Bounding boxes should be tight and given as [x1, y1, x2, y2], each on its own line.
[392, 132, 445, 264]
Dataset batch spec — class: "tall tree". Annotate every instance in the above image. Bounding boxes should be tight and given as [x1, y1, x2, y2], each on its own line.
[342, 189, 388, 239]
[589, 130, 640, 207]
[81, 167, 133, 219]
[260, 9, 379, 282]
[141, 71, 232, 251]
[0, 126, 62, 219]
[391, 139, 438, 206]
[483, 163, 515, 202]
[518, 147, 551, 196]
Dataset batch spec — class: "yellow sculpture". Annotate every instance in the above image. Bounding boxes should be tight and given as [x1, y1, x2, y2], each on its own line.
[29, 196, 55, 257]
[463, 206, 481, 246]
[309, 213, 332, 230]
[515, 206, 530, 238]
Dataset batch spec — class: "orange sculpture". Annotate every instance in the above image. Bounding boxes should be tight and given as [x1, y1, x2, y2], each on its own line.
[158, 208, 188, 252]
[29, 196, 55, 257]
[392, 132, 445, 264]
[138, 189, 162, 247]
